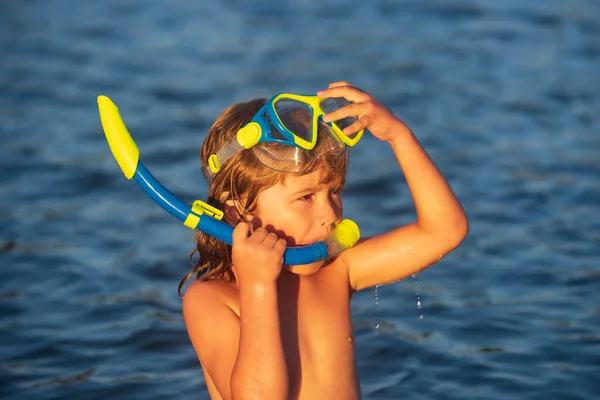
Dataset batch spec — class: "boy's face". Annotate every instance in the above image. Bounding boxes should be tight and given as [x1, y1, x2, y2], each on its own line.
[252, 168, 344, 275]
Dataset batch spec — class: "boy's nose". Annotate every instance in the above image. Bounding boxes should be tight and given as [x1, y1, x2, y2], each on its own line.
[321, 196, 341, 228]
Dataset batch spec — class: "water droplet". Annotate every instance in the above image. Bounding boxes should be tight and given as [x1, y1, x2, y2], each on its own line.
[374, 284, 382, 329]
[411, 274, 424, 319]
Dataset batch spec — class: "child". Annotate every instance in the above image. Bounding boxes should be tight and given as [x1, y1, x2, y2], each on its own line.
[181, 82, 468, 399]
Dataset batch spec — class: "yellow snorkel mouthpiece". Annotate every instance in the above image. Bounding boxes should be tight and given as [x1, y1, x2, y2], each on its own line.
[323, 219, 361, 258]
[97, 95, 139, 179]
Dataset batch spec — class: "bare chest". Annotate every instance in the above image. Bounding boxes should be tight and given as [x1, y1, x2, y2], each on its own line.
[277, 272, 359, 398]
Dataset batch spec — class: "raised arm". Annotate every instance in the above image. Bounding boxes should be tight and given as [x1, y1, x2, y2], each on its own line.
[318, 82, 468, 291]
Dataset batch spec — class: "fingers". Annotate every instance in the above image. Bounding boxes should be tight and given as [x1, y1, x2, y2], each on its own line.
[248, 227, 269, 243]
[317, 82, 369, 103]
[232, 221, 252, 244]
[274, 237, 287, 254]
[254, 230, 287, 254]
[235, 223, 286, 250]
[322, 100, 373, 136]
[322, 102, 362, 124]
[343, 117, 369, 135]
[233, 223, 270, 244]
[260, 230, 279, 248]
[328, 81, 351, 89]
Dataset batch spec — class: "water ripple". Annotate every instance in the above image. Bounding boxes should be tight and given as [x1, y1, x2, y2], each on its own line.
[2, 0, 599, 399]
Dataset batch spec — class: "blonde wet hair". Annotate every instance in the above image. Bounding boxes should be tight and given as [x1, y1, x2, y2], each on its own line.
[178, 98, 348, 296]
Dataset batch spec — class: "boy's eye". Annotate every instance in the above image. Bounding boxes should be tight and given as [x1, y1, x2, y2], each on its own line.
[297, 194, 313, 201]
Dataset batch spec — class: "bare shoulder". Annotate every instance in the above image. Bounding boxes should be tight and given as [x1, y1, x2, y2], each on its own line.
[182, 278, 240, 349]
[182, 278, 232, 303]
[182, 279, 239, 319]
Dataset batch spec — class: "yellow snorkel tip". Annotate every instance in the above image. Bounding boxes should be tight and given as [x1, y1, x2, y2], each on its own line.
[333, 219, 361, 249]
[97, 95, 140, 179]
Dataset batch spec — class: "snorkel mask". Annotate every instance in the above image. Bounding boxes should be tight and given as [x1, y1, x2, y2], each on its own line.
[97, 94, 361, 265]
[203, 94, 363, 183]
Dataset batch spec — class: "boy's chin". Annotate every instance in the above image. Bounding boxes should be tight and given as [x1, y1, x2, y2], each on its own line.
[283, 261, 325, 275]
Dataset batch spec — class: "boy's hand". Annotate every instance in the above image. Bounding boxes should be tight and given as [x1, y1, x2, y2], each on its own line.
[232, 222, 287, 286]
[318, 81, 410, 142]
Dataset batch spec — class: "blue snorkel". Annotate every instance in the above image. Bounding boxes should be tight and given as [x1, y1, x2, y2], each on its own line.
[97, 96, 360, 265]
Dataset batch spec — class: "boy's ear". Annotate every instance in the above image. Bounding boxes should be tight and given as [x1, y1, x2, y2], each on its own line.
[219, 191, 244, 225]
[222, 199, 241, 225]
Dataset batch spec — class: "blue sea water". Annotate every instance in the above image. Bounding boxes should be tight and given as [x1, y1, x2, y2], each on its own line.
[1, 0, 599, 398]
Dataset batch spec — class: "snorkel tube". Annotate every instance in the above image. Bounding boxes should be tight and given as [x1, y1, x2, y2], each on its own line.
[97, 95, 360, 265]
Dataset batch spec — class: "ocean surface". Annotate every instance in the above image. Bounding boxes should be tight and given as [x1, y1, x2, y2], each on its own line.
[1, 0, 599, 398]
